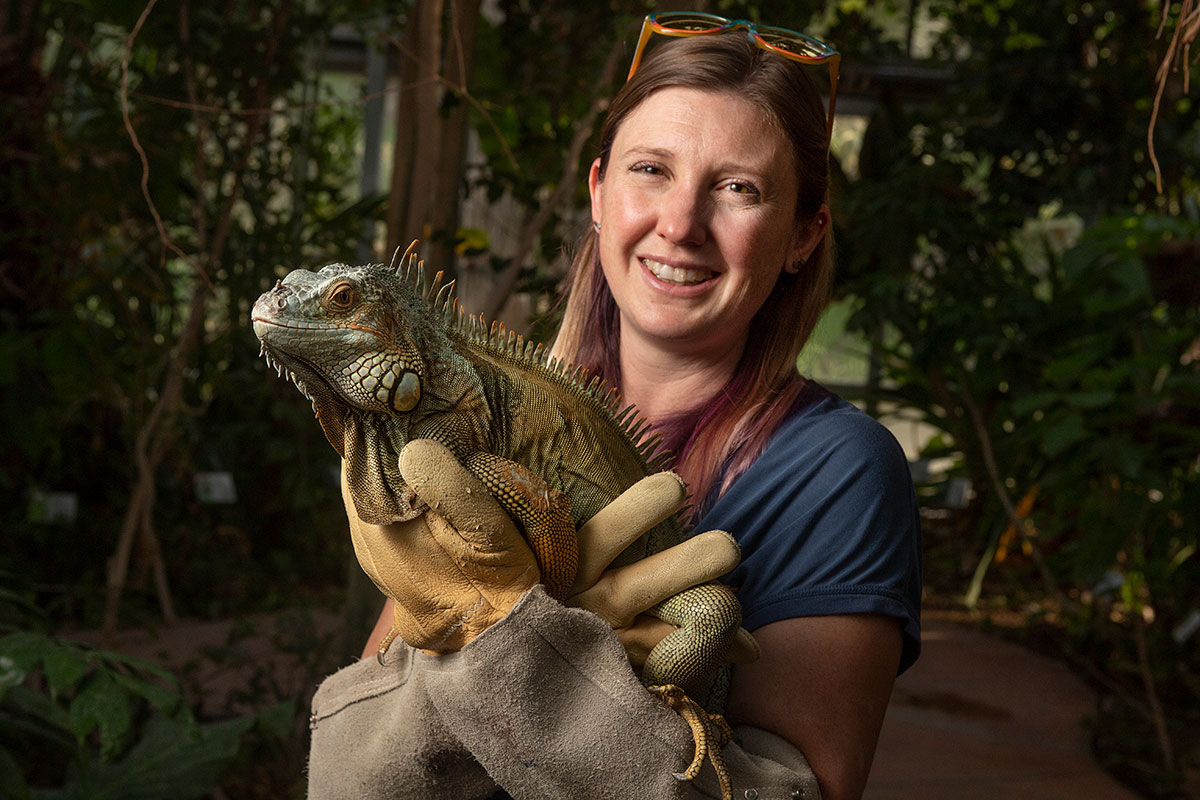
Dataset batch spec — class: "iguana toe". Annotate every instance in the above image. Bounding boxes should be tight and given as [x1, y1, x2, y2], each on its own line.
[649, 684, 734, 800]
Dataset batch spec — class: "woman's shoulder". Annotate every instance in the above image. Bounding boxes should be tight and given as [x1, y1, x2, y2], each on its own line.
[764, 382, 910, 477]
[704, 381, 916, 524]
[712, 382, 923, 669]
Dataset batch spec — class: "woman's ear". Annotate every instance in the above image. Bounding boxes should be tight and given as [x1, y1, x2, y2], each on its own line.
[785, 204, 831, 273]
[588, 158, 604, 228]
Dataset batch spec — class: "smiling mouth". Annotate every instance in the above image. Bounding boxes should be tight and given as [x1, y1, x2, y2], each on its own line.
[641, 258, 716, 286]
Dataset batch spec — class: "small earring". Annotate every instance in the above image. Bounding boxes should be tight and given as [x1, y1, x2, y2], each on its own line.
[786, 261, 801, 274]
[592, 220, 601, 232]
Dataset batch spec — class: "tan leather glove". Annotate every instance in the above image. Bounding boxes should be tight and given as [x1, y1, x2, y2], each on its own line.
[345, 438, 756, 663]
[567, 472, 759, 667]
[343, 439, 538, 655]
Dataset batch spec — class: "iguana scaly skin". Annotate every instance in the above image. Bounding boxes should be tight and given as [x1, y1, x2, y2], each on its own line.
[252, 251, 746, 797]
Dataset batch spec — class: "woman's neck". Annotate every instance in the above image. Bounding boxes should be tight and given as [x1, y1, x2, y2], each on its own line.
[617, 334, 744, 423]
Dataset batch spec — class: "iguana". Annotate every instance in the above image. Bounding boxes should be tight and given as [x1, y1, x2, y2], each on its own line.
[251, 249, 754, 798]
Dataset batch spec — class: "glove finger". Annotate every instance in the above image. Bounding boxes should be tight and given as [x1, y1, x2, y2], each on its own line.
[569, 529, 740, 627]
[398, 439, 520, 548]
[614, 615, 677, 669]
[573, 472, 687, 593]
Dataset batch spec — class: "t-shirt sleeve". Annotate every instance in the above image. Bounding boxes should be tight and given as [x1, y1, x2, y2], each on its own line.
[704, 397, 923, 673]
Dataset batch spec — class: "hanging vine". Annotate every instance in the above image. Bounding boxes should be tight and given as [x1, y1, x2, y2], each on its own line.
[1149, 0, 1199, 193]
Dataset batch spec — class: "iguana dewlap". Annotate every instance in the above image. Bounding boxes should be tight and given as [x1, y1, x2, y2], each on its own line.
[252, 251, 749, 797]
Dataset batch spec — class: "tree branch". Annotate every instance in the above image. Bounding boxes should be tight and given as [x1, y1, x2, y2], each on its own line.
[480, 40, 625, 322]
[957, 370, 1060, 600]
[1149, 0, 1199, 194]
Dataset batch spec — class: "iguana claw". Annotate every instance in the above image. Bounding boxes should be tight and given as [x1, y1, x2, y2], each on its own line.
[649, 684, 734, 800]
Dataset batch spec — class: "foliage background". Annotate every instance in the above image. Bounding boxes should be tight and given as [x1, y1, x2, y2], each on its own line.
[1, 0, 1197, 796]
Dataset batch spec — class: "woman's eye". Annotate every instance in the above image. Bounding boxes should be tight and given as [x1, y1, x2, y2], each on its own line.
[726, 181, 758, 196]
[631, 162, 664, 176]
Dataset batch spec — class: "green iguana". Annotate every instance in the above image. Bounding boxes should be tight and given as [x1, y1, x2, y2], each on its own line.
[251, 249, 752, 798]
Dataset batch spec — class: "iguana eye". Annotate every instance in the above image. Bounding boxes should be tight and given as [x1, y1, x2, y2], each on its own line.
[326, 283, 356, 310]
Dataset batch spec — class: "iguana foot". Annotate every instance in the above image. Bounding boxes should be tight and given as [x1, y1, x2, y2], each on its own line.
[649, 684, 734, 800]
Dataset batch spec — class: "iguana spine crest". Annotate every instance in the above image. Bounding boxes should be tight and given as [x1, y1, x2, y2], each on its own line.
[395, 249, 675, 476]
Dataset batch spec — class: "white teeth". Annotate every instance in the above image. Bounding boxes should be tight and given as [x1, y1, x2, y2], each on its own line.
[642, 258, 714, 286]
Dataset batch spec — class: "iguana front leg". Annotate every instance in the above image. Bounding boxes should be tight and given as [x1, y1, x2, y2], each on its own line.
[463, 452, 578, 600]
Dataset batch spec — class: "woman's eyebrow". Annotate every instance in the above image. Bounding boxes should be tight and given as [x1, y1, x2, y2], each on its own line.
[621, 145, 675, 160]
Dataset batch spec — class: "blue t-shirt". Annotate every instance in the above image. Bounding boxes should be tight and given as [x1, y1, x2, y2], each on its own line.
[700, 382, 922, 674]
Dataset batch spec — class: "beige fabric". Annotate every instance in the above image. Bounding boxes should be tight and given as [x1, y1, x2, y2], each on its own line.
[308, 587, 820, 800]
[424, 586, 819, 799]
[307, 647, 496, 799]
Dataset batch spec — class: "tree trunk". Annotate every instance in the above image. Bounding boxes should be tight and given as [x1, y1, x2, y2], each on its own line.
[427, 0, 481, 273]
[384, 6, 424, 251]
[401, 0, 444, 254]
[104, 278, 209, 635]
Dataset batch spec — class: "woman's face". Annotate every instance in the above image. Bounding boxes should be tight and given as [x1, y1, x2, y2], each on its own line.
[589, 87, 824, 359]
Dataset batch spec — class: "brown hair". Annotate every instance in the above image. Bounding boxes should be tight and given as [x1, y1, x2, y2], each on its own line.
[553, 33, 835, 511]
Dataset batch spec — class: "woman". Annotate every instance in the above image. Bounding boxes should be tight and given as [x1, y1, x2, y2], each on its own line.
[555, 25, 921, 799]
[310, 21, 920, 800]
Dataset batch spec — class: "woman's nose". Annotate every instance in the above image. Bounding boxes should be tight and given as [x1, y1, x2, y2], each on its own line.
[655, 185, 708, 246]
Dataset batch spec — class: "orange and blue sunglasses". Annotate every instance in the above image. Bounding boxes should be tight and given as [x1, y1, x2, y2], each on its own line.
[626, 12, 841, 138]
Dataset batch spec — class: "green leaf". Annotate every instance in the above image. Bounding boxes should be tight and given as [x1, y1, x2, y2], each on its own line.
[1088, 437, 1144, 481]
[2, 684, 75, 745]
[107, 669, 180, 715]
[1004, 32, 1046, 50]
[42, 644, 89, 696]
[69, 672, 132, 761]
[254, 699, 296, 739]
[1042, 413, 1088, 457]
[0, 746, 31, 800]
[1010, 391, 1061, 416]
[1043, 348, 1103, 384]
[0, 653, 26, 697]
[0, 632, 54, 674]
[61, 714, 253, 800]
[1168, 544, 1196, 575]
[91, 651, 176, 689]
[1064, 390, 1116, 409]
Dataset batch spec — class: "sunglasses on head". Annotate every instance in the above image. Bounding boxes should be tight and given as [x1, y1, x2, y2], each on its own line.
[626, 12, 841, 139]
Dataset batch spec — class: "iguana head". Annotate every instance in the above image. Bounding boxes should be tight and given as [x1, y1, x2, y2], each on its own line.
[251, 262, 431, 455]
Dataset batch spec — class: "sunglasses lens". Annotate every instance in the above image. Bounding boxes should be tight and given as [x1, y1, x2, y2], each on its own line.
[756, 26, 831, 59]
[652, 12, 729, 32]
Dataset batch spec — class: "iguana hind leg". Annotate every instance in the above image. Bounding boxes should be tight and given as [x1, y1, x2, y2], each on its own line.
[643, 583, 743, 800]
[464, 452, 578, 599]
[643, 583, 742, 693]
[649, 684, 735, 800]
